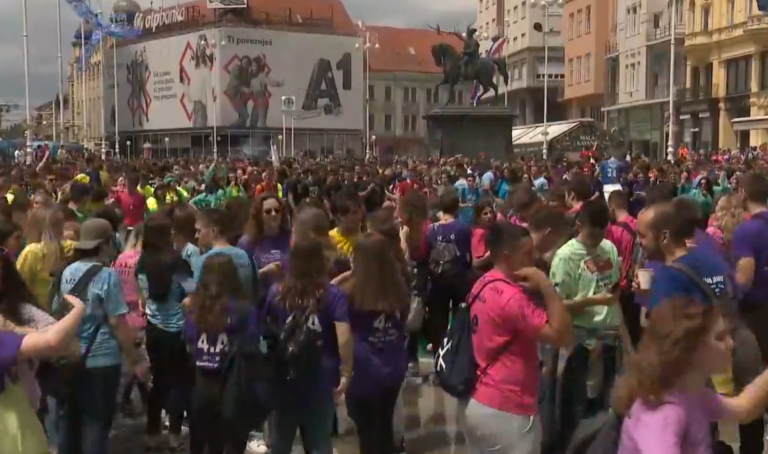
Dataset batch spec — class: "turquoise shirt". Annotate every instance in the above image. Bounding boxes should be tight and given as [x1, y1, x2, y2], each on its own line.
[137, 262, 190, 333]
[192, 246, 256, 299]
[53, 260, 127, 368]
[180, 242, 201, 269]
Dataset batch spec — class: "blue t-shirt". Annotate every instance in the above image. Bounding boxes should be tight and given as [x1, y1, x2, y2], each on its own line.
[180, 242, 201, 269]
[192, 246, 257, 299]
[53, 260, 128, 368]
[647, 247, 735, 311]
[599, 158, 625, 185]
[137, 257, 192, 333]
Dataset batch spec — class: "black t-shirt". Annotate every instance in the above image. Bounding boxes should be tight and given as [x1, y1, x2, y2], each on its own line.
[286, 177, 310, 206]
[361, 180, 385, 213]
[324, 180, 344, 202]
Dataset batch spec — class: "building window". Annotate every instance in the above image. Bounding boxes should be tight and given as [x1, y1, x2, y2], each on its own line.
[701, 6, 710, 31]
[726, 56, 752, 95]
[688, 1, 696, 33]
[411, 87, 417, 102]
[568, 58, 574, 85]
[426, 88, 433, 104]
[512, 64, 518, 79]
[624, 64, 629, 92]
[521, 32, 526, 42]
[403, 87, 410, 103]
[521, 1, 527, 18]
[368, 114, 375, 132]
[384, 114, 393, 131]
[521, 62, 527, 79]
[585, 6, 591, 34]
[760, 52, 768, 90]
[514, 6, 519, 22]
[577, 9, 583, 37]
[727, 0, 734, 26]
[492, 18, 496, 34]
[576, 56, 582, 83]
[385, 86, 392, 102]
[513, 37, 518, 49]
[568, 13, 574, 39]
[368, 85, 375, 100]
[584, 53, 591, 81]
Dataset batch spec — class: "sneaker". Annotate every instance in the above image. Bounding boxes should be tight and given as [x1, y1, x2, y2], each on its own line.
[247, 432, 268, 454]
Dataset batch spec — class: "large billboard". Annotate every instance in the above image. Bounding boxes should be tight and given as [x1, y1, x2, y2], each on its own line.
[112, 28, 363, 132]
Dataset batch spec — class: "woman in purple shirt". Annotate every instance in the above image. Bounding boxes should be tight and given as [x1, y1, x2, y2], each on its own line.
[264, 237, 352, 454]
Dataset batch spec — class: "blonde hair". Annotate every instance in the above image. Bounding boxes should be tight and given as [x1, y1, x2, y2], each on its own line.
[26, 207, 65, 272]
[711, 194, 745, 243]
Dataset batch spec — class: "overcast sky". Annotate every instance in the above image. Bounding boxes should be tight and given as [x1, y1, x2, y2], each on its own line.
[0, 0, 474, 122]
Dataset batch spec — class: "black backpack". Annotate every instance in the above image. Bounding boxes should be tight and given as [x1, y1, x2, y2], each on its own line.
[428, 225, 462, 279]
[37, 264, 105, 398]
[564, 410, 622, 454]
[434, 278, 514, 399]
[278, 308, 324, 382]
[221, 310, 280, 434]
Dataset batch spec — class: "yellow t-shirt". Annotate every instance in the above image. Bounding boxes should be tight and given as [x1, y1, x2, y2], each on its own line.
[16, 240, 76, 311]
[329, 228, 356, 258]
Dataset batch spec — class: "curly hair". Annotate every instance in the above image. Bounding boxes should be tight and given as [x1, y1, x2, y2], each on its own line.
[243, 193, 289, 244]
[611, 298, 720, 416]
[710, 193, 745, 244]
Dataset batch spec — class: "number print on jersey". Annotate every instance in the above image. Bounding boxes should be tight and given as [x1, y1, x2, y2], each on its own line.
[286, 313, 323, 333]
[606, 167, 616, 179]
[373, 313, 393, 331]
[197, 333, 229, 354]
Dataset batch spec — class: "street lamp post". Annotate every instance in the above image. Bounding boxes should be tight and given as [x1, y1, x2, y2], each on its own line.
[532, 0, 563, 162]
[56, 0, 65, 143]
[209, 32, 224, 160]
[164, 137, 170, 159]
[99, 6, 107, 159]
[22, 0, 33, 164]
[126, 140, 131, 159]
[666, 0, 678, 162]
[356, 22, 379, 160]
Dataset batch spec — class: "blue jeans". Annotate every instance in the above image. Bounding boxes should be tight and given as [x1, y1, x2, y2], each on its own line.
[56, 365, 122, 454]
[270, 388, 335, 454]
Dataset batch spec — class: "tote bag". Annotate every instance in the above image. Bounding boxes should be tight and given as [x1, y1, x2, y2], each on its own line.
[0, 382, 49, 454]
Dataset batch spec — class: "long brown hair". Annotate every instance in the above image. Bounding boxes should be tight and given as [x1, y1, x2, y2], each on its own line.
[189, 253, 245, 332]
[348, 232, 408, 313]
[398, 190, 428, 255]
[611, 298, 719, 415]
[244, 193, 289, 243]
[277, 237, 328, 313]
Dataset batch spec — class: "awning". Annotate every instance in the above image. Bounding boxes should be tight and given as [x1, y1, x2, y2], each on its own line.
[512, 119, 600, 155]
[732, 115, 768, 131]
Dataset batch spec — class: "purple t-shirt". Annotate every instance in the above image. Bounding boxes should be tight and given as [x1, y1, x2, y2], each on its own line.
[0, 330, 24, 394]
[732, 212, 768, 305]
[425, 220, 472, 271]
[238, 232, 291, 298]
[618, 389, 724, 454]
[265, 283, 349, 394]
[184, 303, 258, 371]
[347, 307, 408, 398]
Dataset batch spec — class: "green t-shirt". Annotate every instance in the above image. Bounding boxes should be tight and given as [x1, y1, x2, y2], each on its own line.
[549, 238, 620, 330]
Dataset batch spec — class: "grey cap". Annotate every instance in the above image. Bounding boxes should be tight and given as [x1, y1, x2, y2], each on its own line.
[75, 218, 114, 250]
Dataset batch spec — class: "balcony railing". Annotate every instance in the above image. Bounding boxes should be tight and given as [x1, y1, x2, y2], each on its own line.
[676, 84, 717, 101]
[648, 84, 670, 99]
[745, 14, 768, 33]
[605, 39, 619, 57]
[647, 23, 686, 42]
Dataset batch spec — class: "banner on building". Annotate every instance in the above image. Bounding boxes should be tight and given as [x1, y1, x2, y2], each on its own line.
[207, 0, 248, 8]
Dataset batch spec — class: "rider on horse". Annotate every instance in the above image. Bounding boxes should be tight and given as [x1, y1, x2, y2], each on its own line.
[459, 26, 480, 80]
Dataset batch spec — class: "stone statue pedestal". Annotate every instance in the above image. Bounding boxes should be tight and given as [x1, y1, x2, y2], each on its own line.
[424, 106, 516, 160]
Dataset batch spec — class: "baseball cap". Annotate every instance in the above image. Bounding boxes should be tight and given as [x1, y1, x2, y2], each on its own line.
[75, 218, 114, 250]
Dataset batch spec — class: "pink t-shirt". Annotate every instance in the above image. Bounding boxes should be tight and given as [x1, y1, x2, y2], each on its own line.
[606, 215, 637, 289]
[619, 389, 725, 454]
[469, 270, 547, 415]
[112, 250, 144, 329]
[471, 227, 487, 259]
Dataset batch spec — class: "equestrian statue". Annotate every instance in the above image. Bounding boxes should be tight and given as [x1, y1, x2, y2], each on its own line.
[429, 24, 509, 105]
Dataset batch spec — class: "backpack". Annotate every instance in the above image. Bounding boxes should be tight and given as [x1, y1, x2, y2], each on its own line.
[428, 225, 462, 279]
[434, 278, 513, 399]
[564, 410, 622, 454]
[278, 308, 324, 382]
[37, 264, 104, 398]
[221, 309, 280, 434]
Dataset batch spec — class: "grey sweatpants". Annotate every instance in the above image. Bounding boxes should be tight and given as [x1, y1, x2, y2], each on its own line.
[463, 399, 541, 454]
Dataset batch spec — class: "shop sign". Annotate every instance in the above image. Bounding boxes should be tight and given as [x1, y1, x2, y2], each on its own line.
[133, 5, 202, 33]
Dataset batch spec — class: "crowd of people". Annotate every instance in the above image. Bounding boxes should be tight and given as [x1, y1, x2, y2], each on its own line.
[2, 146, 768, 454]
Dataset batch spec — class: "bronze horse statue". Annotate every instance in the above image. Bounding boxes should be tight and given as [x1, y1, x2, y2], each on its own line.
[430, 40, 508, 105]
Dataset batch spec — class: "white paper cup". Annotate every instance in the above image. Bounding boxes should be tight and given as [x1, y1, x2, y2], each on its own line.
[637, 268, 653, 290]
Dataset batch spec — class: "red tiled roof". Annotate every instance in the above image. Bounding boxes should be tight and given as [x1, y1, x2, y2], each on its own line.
[365, 26, 463, 74]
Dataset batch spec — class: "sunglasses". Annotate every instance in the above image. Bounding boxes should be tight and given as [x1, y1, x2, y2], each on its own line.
[264, 208, 282, 216]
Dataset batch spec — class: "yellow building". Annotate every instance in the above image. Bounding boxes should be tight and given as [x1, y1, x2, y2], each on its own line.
[682, 0, 768, 151]
[65, 22, 116, 150]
